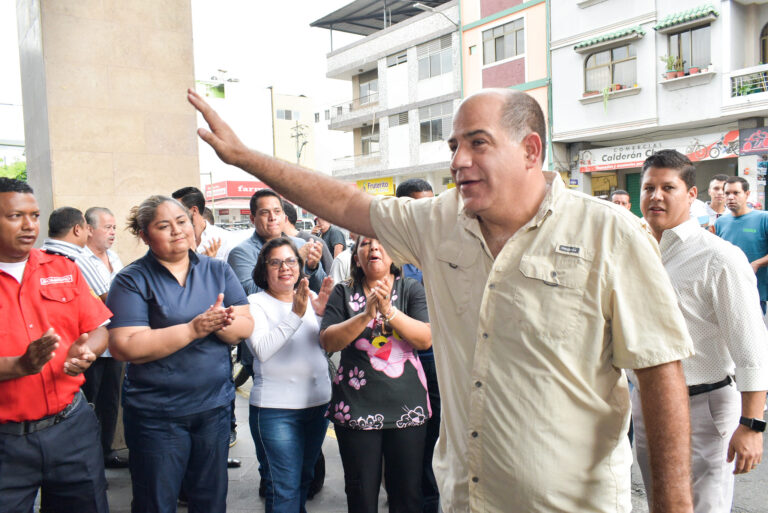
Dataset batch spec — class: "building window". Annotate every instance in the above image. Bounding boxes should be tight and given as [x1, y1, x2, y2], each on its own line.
[358, 70, 378, 106]
[762, 23, 768, 64]
[314, 113, 320, 123]
[417, 34, 452, 80]
[387, 51, 407, 67]
[360, 125, 379, 155]
[584, 44, 636, 92]
[668, 25, 710, 73]
[483, 18, 524, 65]
[325, 109, 330, 120]
[389, 112, 409, 127]
[419, 102, 452, 143]
[276, 109, 300, 121]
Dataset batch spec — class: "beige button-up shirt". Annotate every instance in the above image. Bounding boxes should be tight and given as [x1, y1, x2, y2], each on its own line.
[371, 172, 694, 513]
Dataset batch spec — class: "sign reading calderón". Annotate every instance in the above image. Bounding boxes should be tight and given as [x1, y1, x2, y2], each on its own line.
[357, 177, 395, 196]
[578, 130, 739, 173]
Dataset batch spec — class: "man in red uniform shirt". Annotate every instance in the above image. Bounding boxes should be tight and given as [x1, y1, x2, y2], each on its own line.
[0, 178, 112, 513]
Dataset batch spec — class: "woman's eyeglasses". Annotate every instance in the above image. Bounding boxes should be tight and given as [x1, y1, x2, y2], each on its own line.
[267, 257, 299, 269]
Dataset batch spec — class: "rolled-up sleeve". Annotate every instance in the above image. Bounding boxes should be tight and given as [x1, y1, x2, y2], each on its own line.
[607, 230, 695, 370]
[713, 249, 768, 391]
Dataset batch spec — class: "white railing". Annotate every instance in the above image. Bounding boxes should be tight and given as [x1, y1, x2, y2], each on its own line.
[329, 92, 379, 122]
[728, 63, 768, 98]
[331, 151, 382, 173]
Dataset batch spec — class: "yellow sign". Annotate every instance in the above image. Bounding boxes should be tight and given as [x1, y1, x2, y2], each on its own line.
[357, 177, 395, 196]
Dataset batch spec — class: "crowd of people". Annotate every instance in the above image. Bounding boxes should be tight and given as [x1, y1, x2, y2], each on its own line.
[1, 87, 767, 513]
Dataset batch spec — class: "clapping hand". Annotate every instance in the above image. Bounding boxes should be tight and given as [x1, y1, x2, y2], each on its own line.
[18, 328, 59, 376]
[63, 333, 97, 376]
[299, 240, 322, 270]
[293, 278, 310, 317]
[310, 277, 335, 317]
[202, 238, 222, 258]
[189, 293, 235, 338]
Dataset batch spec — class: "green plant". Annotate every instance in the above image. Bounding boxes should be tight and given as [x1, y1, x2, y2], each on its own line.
[674, 56, 685, 71]
[0, 160, 26, 181]
[660, 54, 676, 70]
[602, 85, 611, 112]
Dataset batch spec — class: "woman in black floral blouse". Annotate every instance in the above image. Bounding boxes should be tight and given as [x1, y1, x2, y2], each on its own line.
[320, 236, 432, 513]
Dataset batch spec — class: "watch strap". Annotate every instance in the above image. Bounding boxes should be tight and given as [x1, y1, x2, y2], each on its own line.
[739, 416, 767, 432]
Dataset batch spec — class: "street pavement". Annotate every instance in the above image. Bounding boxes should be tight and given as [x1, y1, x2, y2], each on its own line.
[101, 383, 768, 512]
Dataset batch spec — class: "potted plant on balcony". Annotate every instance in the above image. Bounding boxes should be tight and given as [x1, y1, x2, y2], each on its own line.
[675, 56, 685, 78]
[660, 54, 676, 79]
[689, 65, 700, 74]
[583, 90, 599, 98]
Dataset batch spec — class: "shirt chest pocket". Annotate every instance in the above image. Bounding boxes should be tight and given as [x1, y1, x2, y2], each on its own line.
[513, 251, 591, 342]
[39, 285, 80, 330]
[435, 239, 483, 315]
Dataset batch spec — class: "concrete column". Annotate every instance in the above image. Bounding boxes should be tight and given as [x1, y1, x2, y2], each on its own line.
[16, 0, 200, 262]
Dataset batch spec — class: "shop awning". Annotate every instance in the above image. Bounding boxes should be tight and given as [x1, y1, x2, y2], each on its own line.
[653, 5, 719, 33]
[573, 26, 645, 53]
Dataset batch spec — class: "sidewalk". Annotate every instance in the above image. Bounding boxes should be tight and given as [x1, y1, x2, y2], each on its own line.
[105, 384, 386, 513]
[104, 383, 768, 512]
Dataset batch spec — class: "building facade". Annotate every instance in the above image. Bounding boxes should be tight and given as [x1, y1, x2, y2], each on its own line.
[460, 0, 552, 165]
[313, 0, 461, 194]
[551, 0, 768, 214]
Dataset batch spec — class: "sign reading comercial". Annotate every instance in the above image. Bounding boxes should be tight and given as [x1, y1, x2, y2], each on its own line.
[357, 177, 395, 196]
[578, 130, 739, 173]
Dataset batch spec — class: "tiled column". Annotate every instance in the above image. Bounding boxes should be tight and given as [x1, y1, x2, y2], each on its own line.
[17, 0, 200, 263]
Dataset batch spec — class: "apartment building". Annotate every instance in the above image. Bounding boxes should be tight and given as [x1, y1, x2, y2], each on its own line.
[551, 1, 768, 214]
[460, 0, 553, 165]
[312, 0, 460, 194]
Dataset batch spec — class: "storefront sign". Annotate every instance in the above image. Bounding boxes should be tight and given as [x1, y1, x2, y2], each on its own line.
[240, 209, 251, 216]
[739, 127, 768, 156]
[217, 209, 229, 215]
[357, 177, 395, 196]
[205, 180, 269, 199]
[578, 130, 739, 173]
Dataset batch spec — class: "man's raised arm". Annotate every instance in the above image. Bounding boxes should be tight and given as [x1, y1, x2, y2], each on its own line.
[188, 89, 376, 238]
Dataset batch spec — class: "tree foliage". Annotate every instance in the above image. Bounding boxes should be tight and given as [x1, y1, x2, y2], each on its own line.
[0, 160, 27, 181]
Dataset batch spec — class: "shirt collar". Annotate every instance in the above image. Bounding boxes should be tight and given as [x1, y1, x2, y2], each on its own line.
[660, 218, 700, 248]
[43, 238, 84, 254]
[455, 171, 564, 240]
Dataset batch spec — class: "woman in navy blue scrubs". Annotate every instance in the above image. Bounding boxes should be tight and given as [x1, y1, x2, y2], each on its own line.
[106, 196, 253, 513]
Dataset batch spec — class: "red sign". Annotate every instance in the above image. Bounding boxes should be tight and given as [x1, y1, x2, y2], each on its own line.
[740, 128, 768, 156]
[205, 180, 268, 199]
[240, 209, 251, 216]
[217, 209, 229, 215]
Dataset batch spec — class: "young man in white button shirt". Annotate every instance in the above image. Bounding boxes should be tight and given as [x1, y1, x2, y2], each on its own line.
[636, 149, 768, 513]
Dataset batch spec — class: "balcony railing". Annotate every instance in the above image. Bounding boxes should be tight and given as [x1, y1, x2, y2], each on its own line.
[331, 151, 382, 173]
[729, 64, 768, 98]
[329, 92, 379, 122]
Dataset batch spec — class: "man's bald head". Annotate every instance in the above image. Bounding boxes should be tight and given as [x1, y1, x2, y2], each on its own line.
[458, 89, 547, 164]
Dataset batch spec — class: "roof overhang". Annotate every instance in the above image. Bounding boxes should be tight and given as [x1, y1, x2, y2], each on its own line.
[311, 0, 449, 36]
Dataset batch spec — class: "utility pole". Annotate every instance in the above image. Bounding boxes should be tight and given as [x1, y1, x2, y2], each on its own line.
[290, 120, 309, 164]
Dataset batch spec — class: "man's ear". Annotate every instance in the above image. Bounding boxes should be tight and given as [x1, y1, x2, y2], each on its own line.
[522, 132, 544, 168]
[688, 185, 698, 205]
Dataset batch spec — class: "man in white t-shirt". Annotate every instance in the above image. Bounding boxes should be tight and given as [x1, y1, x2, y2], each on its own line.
[172, 186, 237, 261]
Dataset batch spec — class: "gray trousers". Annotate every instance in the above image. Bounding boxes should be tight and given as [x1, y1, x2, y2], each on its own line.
[632, 382, 740, 513]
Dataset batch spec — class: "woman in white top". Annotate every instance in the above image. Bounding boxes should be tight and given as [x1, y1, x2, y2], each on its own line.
[246, 237, 333, 513]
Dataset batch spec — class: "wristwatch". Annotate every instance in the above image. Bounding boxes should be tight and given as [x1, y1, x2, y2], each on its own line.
[739, 416, 767, 432]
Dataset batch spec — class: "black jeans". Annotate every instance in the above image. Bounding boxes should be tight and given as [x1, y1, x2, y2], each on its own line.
[82, 357, 124, 456]
[335, 424, 426, 513]
[420, 354, 441, 513]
